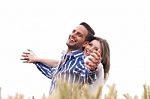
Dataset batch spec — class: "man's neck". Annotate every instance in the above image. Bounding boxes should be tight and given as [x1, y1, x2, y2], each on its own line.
[66, 49, 74, 54]
[67, 48, 82, 54]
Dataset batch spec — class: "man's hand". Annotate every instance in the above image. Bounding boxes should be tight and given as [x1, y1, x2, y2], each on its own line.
[85, 50, 102, 70]
[20, 49, 38, 63]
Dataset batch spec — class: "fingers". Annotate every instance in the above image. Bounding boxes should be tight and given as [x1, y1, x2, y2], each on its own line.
[85, 50, 102, 70]
[22, 60, 32, 63]
[86, 61, 98, 70]
[88, 55, 100, 64]
[27, 49, 35, 56]
[85, 61, 91, 69]
[20, 57, 28, 60]
[23, 52, 30, 54]
[27, 49, 31, 51]
[21, 50, 30, 61]
[21, 54, 28, 57]
[20, 54, 27, 60]
[88, 56, 98, 63]
[20, 54, 29, 62]
[21, 55, 31, 63]
[27, 49, 33, 53]
[91, 50, 101, 59]
[21, 49, 33, 57]
[23, 49, 32, 54]
[90, 50, 102, 63]
[22, 60, 29, 63]
[21, 49, 37, 64]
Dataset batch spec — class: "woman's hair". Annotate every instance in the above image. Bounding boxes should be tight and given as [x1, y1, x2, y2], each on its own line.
[93, 36, 110, 80]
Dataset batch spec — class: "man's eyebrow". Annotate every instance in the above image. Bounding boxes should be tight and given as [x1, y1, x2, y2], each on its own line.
[72, 29, 76, 32]
[76, 31, 81, 33]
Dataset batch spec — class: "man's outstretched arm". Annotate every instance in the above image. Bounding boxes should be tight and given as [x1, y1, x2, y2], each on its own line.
[20, 49, 59, 67]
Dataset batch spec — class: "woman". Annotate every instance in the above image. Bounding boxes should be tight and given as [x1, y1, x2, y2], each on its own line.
[85, 37, 110, 93]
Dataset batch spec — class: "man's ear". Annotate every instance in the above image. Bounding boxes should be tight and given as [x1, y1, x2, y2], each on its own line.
[83, 41, 89, 48]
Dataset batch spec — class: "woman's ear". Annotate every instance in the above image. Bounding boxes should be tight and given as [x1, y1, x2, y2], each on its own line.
[83, 41, 89, 48]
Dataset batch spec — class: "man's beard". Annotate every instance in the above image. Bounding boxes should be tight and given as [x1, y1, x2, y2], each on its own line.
[66, 43, 81, 50]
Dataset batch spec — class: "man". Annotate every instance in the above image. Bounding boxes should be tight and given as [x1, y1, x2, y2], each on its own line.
[21, 22, 100, 94]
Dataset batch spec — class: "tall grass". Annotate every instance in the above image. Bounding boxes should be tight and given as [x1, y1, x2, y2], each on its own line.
[0, 83, 150, 99]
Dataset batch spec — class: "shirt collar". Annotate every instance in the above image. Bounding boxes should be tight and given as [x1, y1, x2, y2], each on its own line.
[62, 50, 84, 58]
[71, 50, 84, 58]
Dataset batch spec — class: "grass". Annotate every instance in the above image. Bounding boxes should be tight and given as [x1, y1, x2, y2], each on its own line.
[0, 83, 150, 99]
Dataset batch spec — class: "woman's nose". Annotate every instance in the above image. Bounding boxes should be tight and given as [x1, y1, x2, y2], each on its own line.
[89, 47, 93, 52]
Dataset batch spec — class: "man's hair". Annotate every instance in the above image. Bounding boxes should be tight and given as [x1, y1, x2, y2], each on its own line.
[80, 22, 95, 42]
[80, 22, 95, 35]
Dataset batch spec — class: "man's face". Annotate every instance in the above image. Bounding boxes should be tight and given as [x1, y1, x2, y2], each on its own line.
[66, 25, 88, 50]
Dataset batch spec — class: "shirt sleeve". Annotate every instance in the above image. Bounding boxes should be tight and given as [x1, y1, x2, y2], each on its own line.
[86, 67, 97, 84]
[33, 62, 57, 79]
[77, 59, 97, 84]
[83, 56, 98, 84]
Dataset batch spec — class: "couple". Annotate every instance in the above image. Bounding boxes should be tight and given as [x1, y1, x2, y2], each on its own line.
[21, 22, 110, 94]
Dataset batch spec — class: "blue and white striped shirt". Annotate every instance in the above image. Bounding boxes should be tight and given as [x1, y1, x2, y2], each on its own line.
[34, 50, 97, 94]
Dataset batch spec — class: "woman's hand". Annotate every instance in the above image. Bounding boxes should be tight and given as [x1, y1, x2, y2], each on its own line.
[85, 50, 102, 70]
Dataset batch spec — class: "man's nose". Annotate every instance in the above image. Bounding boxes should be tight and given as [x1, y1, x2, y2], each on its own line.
[70, 32, 76, 37]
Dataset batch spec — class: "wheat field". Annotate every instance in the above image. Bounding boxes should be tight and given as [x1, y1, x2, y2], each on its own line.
[0, 83, 150, 99]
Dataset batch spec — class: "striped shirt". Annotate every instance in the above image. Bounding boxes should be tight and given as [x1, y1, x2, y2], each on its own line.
[34, 62, 57, 79]
[34, 50, 97, 94]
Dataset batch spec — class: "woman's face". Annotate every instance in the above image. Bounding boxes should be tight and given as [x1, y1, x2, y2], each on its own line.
[84, 40, 101, 56]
